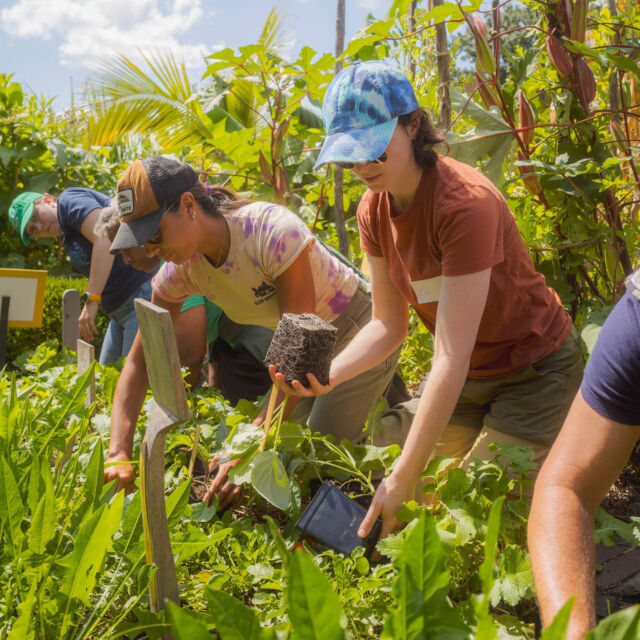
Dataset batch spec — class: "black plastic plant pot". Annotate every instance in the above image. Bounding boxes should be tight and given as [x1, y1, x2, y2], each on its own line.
[294, 480, 382, 557]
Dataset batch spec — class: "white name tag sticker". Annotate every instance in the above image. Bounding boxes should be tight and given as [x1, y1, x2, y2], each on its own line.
[411, 276, 442, 304]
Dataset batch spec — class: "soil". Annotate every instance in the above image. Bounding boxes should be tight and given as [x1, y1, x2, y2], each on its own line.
[601, 444, 640, 520]
[264, 313, 337, 387]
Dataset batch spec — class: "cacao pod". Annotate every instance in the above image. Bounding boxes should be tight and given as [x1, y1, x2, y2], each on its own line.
[259, 150, 273, 184]
[475, 33, 496, 76]
[475, 71, 501, 109]
[609, 119, 629, 155]
[470, 13, 488, 38]
[576, 57, 596, 109]
[518, 90, 535, 146]
[546, 35, 573, 77]
[517, 150, 542, 195]
[571, 0, 587, 43]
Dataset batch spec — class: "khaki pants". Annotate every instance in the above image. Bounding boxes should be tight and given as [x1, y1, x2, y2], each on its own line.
[373, 326, 584, 499]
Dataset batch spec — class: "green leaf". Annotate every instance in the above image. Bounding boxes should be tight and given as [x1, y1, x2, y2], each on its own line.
[447, 88, 513, 186]
[77, 439, 104, 520]
[383, 511, 468, 639]
[479, 496, 504, 595]
[166, 479, 192, 528]
[580, 307, 613, 357]
[587, 605, 640, 640]
[251, 450, 290, 511]
[166, 601, 213, 640]
[59, 490, 124, 605]
[489, 545, 534, 606]
[7, 582, 37, 640]
[541, 597, 574, 639]
[205, 588, 263, 640]
[264, 515, 290, 569]
[0, 456, 25, 555]
[28, 477, 56, 554]
[27, 457, 41, 516]
[288, 550, 345, 640]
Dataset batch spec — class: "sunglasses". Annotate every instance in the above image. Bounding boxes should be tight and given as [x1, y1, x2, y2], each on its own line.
[335, 151, 388, 170]
[145, 194, 183, 246]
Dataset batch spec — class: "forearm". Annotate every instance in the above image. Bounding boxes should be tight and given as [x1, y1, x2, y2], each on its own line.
[330, 317, 406, 387]
[108, 341, 149, 458]
[529, 483, 596, 638]
[392, 356, 468, 485]
[87, 235, 115, 295]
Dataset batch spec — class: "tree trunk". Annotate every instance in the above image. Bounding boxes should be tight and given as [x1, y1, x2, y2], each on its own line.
[408, 0, 418, 80]
[491, 0, 501, 79]
[432, 0, 451, 127]
[333, 0, 349, 257]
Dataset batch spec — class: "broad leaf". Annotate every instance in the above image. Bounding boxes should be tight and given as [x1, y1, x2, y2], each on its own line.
[205, 588, 263, 640]
[251, 450, 289, 511]
[587, 605, 640, 640]
[0, 455, 25, 555]
[166, 601, 213, 640]
[288, 550, 345, 640]
[28, 478, 56, 554]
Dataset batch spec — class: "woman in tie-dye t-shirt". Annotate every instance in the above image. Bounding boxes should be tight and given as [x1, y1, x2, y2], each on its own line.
[103, 156, 400, 507]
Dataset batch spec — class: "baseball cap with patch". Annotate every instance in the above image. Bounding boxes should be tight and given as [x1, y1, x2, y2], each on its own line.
[314, 60, 420, 170]
[110, 156, 198, 254]
[8, 192, 43, 245]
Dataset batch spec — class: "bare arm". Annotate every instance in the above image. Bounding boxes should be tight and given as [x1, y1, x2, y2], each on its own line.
[79, 208, 115, 342]
[359, 267, 492, 539]
[104, 292, 183, 492]
[529, 391, 640, 639]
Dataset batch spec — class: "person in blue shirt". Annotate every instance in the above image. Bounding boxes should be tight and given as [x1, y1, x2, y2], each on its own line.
[529, 271, 640, 639]
[8, 188, 157, 364]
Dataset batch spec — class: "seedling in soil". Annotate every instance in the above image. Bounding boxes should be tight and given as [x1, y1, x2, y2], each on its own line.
[264, 313, 337, 387]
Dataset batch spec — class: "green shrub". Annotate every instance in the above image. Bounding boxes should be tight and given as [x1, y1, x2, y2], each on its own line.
[7, 274, 109, 366]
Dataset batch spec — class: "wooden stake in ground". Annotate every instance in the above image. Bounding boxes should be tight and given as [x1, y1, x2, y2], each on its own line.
[77, 339, 95, 408]
[62, 289, 81, 349]
[135, 299, 191, 617]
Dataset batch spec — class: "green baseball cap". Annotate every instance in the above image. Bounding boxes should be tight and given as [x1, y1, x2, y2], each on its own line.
[8, 192, 42, 245]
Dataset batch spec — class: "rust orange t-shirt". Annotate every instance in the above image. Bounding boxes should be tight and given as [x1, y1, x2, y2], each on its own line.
[357, 156, 571, 378]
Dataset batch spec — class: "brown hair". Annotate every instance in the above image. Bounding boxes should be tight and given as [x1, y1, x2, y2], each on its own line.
[398, 108, 445, 170]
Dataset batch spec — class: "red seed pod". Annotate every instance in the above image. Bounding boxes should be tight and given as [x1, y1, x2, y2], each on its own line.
[517, 150, 542, 195]
[259, 150, 273, 184]
[609, 119, 629, 155]
[470, 13, 488, 38]
[576, 57, 596, 110]
[518, 90, 535, 146]
[546, 35, 573, 77]
[475, 71, 501, 109]
[571, 0, 587, 43]
[475, 33, 496, 76]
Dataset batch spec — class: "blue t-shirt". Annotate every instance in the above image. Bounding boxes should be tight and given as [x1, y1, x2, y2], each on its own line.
[57, 188, 157, 314]
[581, 292, 640, 425]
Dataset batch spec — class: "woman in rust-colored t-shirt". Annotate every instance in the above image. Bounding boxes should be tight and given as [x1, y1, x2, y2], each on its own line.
[270, 61, 583, 541]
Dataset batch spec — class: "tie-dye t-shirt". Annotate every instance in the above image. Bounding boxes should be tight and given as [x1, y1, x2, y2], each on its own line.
[152, 201, 359, 330]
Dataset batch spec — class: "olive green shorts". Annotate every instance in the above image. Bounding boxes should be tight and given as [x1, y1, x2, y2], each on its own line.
[450, 326, 584, 446]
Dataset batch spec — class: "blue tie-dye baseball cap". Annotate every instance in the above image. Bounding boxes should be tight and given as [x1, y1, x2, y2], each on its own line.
[315, 60, 420, 170]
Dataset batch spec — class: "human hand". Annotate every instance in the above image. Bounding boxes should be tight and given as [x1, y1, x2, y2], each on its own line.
[104, 452, 136, 494]
[79, 301, 99, 342]
[204, 454, 244, 509]
[268, 364, 334, 398]
[358, 473, 415, 545]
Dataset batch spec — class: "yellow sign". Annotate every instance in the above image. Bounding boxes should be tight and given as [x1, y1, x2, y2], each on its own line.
[0, 268, 47, 328]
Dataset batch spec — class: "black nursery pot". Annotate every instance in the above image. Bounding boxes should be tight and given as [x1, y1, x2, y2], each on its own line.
[264, 313, 337, 387]
[295, 481, 382, 557]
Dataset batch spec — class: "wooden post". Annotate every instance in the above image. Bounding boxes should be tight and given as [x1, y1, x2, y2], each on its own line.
[77, 339, 95, 407]
[135, 299, 190, 619]
[62, 289, 81, 349]
[0, 296, 9, 368]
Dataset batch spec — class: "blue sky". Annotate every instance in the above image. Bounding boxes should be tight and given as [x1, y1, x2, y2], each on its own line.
[0, 0, 391, 109]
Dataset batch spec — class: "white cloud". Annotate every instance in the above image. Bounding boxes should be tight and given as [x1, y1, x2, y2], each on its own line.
[0, 0, 217, 69]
